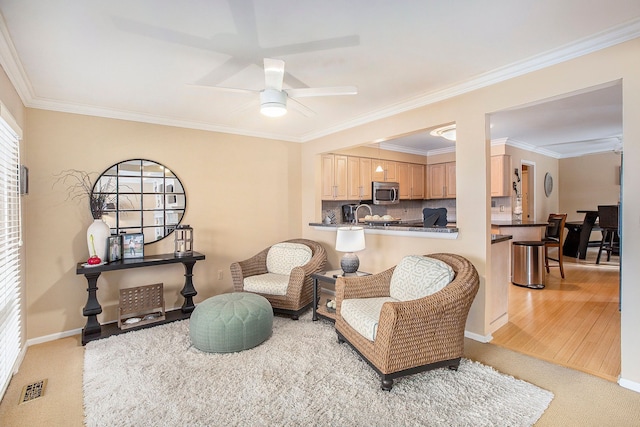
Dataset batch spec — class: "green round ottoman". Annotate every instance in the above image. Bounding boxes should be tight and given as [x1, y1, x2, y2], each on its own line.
[189, 293, 273, 353]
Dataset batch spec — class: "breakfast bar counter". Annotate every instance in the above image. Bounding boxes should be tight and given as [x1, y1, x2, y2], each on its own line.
[309, 221, 458, 239]
[491, 220, 548, 242]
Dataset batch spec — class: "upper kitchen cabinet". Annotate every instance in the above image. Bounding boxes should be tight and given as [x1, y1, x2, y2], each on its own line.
[321, 154, 349, 200]
[427, 162, 456, 199]
[347, 156, 372, 200]
[398, 162, 425, 200]
[372, 160, 397, 182]
[491, 155, 512, 197]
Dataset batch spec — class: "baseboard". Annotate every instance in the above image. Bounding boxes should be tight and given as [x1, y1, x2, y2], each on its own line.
[465, 330, 492, 343]
[618, 377, 640, 393]
[26, 328, 83, 346]
[25, 305, 186, 347]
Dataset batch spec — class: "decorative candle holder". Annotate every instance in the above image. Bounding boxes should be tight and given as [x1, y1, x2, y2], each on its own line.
[174, 224, 193, 257]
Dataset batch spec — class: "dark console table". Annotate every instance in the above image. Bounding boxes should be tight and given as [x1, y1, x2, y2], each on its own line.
[76, 252, 205, 345]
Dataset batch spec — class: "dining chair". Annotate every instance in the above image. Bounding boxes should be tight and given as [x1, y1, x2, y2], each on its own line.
[596, 205, 619, 264]
[543, 213, 567, 278]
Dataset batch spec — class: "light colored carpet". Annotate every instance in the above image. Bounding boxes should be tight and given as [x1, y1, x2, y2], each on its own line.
[84, 314, 553, 426]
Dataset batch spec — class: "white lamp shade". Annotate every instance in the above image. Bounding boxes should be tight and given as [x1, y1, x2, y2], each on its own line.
[335, 227, 366, 252]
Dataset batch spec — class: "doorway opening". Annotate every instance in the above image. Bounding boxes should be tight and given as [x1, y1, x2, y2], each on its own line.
[521, 163, 534, 221]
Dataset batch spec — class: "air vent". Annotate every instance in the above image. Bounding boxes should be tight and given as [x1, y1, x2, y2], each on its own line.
[19, 379, 47, 404]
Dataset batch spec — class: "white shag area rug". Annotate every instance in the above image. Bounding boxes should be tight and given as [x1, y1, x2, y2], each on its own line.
[84, 314, 553, 427]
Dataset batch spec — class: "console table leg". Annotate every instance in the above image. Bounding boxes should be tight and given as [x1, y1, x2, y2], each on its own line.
[82, 272, 103, 341]
[180, 260, 197, 313]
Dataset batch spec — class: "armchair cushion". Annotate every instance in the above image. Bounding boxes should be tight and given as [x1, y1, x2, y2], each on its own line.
[266, 242, 312, 275]
[341, 297, 396, 341]
[243, 272, 289, 296]
[389, 255, 454, 301]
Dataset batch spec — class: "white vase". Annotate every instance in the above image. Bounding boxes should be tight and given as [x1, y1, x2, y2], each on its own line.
[87, 219, 111, 262]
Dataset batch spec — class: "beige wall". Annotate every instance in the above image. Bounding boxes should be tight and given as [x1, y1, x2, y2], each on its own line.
[560, 152, 622, 222]
[504, 145, 560, 221]
[301, 38, 640, 388]
[24, 109, 302, 338]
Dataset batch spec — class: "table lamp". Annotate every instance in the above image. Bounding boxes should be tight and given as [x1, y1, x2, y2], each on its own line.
[335, 226, 366, 275]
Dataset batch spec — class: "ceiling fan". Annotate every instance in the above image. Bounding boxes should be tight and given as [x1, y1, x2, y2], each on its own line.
[198, 58, 357, 117]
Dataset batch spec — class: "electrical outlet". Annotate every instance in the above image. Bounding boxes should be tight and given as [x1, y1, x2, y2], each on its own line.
[218, 270, 223, 280]
[500, 205, 505, 212]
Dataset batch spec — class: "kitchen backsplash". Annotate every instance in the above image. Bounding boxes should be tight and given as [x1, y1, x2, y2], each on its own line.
[321, 199, 457, 224]
[322, 196, 514, 224]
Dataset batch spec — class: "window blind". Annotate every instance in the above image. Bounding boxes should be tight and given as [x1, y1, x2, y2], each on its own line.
[0, 112, 22, 399]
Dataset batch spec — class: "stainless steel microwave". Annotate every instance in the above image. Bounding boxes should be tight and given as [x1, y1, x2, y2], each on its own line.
[372, 181, 399, 205]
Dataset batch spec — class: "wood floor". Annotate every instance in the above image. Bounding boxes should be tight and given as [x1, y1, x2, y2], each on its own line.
[491, 247, 621, 382]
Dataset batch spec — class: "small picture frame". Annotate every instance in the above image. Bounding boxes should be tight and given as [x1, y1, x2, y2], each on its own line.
[122, 233, 144, 259]
[107, 235, 123, 263]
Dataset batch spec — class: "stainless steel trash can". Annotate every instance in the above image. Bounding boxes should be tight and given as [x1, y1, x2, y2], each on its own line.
[512, 241, 545, 289]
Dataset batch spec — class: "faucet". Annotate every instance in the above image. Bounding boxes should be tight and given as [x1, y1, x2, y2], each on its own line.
[354, 204, 373, 223]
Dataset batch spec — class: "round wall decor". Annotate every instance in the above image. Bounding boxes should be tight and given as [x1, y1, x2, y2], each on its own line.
[544, 172, 553, 197]
[91, 159, 186, 244]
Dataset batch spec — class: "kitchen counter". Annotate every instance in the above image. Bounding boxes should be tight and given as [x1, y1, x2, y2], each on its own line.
[491, 234, 512, 244]
[491, 220, 548, 242]
[309, 221, 458, 239]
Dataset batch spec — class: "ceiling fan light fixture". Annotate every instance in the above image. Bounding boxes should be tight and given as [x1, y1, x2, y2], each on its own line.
[260, 89, 287, 117]
[430, 124, 456, 141]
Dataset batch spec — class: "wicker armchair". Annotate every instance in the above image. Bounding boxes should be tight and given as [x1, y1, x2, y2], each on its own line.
[335, 253, 479, 391]
[230, 239, 327, 319]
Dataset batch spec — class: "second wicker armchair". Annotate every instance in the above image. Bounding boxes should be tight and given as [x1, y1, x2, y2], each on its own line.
[335, 253, 479, 390]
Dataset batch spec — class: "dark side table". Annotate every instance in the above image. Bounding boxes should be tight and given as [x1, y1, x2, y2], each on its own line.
[311, 270, 370, 322]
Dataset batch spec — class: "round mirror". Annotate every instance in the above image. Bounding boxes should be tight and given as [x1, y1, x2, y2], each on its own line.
[91, 159, 186, 244]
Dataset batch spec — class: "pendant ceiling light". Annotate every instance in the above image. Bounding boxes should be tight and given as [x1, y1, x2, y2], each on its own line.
[430, 124, 456, 141]
[260, 89, 287, 117]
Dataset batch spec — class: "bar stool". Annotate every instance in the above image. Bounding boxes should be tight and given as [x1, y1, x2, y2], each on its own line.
[596, 205, 619, 264]
[543, 213, 567, 278]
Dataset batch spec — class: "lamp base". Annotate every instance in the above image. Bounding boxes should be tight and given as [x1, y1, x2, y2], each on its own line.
[340, 252, 360, 275]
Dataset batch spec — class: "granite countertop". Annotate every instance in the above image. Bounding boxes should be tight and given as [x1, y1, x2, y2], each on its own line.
[491, 234, 513, 244]
[491, 220, 549, 227]
[309, 221, 459, 234]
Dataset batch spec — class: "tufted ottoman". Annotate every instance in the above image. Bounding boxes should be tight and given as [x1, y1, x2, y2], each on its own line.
[189, 292, 273, 353]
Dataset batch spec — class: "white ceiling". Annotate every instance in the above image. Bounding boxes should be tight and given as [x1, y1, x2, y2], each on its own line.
[0, 1, 638, 156]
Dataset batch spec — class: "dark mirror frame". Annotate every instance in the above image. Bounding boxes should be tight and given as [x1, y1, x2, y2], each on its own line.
[91, 159, 187, 245]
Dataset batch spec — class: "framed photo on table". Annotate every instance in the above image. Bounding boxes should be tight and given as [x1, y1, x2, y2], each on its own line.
[122, 233, 144, 259]
[107, 235, 123, 263]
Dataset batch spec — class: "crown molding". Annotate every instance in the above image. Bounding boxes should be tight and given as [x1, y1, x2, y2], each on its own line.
[0, 14, 34, 106]
[27, 97, 303, 143]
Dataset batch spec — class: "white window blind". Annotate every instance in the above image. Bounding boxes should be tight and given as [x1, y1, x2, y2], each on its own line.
[0, 111, 22, 399]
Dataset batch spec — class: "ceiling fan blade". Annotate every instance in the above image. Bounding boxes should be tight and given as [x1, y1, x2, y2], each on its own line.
[227, 98, 260, 117]
[285, 86, 357, 98]
[264, 34, 360, 57]
[288, 97, 316, 117]
[264, 58, 285, 91]
[185, 84, 257, 95]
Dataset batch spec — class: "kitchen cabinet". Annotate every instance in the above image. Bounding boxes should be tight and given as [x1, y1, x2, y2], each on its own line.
[321, 154, 348, 200]
[427, 162, 456, 199]
[372, 160, 397, 182]
[491, 155, 512, 197]
[347, 156, 372, 200]
[398, 162, 425, 199]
